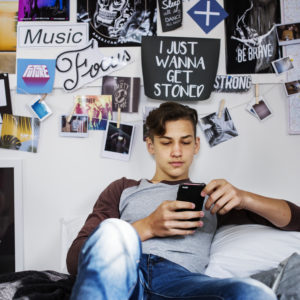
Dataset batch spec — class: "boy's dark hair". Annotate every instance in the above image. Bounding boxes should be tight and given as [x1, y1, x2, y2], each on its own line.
[146, 102, 198, 140]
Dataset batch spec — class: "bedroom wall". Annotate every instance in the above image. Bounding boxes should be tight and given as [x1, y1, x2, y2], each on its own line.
[1, 0, 300, 272]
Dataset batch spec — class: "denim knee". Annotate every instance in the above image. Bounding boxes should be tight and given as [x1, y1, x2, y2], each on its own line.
[227, 278, 276, 300]
[81, 218, 141, 265]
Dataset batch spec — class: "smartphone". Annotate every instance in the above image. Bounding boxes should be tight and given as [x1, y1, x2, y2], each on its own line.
[176, 183, 206, 228]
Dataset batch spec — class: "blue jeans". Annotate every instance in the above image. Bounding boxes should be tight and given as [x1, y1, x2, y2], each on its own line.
[70, 219, 277, 300]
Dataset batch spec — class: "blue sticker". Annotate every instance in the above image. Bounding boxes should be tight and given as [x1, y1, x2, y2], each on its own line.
[17, 59, 56, 94]
[187, 0, 228, 34]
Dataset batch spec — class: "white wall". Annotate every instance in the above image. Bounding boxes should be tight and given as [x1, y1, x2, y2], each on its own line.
[1, 0, 300, 272]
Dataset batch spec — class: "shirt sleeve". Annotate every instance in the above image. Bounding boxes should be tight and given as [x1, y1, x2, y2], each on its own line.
[66, 177, 138, 275]
[280, 201, 300, 231]
[217, 200, 300, 232]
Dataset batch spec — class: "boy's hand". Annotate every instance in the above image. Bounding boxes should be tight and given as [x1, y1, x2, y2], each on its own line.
[133, 200, 204, 241]
[202, 179, 246, 215]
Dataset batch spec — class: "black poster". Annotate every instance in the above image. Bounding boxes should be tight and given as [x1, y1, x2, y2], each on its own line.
[224, 0, 281, 74]
[77, 0, 157, 47]
[141, 36, 220, 101]
[158, 0, 182, 32]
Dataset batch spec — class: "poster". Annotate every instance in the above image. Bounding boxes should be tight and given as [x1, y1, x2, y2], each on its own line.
[224, 0, 281, 74]
[141, 36, 220, 101]
[77, 0, 157, 47]
[101, 76, 140, 112]
[18, 0, 69, 21]
[17, 59, 56, 94]
[0, 73, 12, 123]
[0, 0, 18, 74]
[0, 114, 40, 153]
[158, 0, 182, 32]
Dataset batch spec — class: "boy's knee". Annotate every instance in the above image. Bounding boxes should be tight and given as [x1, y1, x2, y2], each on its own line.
[232, 278, 276, 300]
[83, 218, 141, 259]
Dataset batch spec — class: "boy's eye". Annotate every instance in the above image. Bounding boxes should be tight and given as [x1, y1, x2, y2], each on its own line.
[161, 141, 171, 145]
[182, 141, 191, 145]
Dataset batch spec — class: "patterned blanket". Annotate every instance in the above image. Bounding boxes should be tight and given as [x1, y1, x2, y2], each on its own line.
[0, 253, 299, 299]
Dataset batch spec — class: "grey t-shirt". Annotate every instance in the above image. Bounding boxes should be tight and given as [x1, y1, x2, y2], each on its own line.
[119, 179, 217, 273]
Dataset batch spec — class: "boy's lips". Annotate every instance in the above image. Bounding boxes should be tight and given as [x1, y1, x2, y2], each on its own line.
[169, 161, 184, 167]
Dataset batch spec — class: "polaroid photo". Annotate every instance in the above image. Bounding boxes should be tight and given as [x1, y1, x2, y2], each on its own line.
[199, 108, 238, 147]
[28, 95, 52, 121]
[60, 115, 89, 138]
[284, 80, 300, 97]
[272, 56, 294, 75]
[276, 22, 300, 46]
[246, 96, 272, 121]
[102, 121, 135, 161]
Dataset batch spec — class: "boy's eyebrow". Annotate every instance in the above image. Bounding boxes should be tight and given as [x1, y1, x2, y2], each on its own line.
[158, 135, 193, 140]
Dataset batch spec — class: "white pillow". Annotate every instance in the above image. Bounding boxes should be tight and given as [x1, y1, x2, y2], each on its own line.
[60, 216, 86, 273]
[204, 224, 300, 278]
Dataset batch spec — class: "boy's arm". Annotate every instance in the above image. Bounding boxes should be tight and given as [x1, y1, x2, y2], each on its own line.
[202, 179, 299, 230]
[66, 178, 138, 275]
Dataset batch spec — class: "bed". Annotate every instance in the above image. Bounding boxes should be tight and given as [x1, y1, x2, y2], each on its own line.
[1, 219, 300, 299]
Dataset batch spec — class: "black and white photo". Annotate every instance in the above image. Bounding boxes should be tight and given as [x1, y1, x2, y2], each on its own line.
[77, 0, 157, 47]
[199, 108, 238, 147]
[102, 121, 134, 161]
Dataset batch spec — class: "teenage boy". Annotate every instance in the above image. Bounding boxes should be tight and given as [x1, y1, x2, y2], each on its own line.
[67, 102, 300, 300]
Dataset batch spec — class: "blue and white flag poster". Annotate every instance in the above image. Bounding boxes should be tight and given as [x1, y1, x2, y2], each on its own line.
[17, 59, 56, 94]
[187, 0, 228, 34]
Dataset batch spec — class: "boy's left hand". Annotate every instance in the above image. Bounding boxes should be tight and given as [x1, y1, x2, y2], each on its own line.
[201, 179, 246, 215]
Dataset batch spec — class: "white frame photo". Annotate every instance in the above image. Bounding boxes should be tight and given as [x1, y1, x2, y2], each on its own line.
[0, 159, 24, 272]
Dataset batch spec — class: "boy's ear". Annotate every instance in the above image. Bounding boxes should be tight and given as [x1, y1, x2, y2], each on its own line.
[146, 137, 155, 154]
[194, 137, 200, 154]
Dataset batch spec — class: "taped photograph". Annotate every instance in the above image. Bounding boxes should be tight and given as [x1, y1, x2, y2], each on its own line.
[0, 114, 40, 153]
[60, 115, 88, 137]
[246, 96, 272, 121]
[276, 22, 300, 46]
[199, 108, 238, 147]
[272, 56, 294, 75]
[102, 121, 134, 161]
[284, 80, 300, 96]
[28, 95, 52, 121]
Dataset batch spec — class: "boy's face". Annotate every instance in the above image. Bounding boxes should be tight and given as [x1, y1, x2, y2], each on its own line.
[146, 119, 200, 182]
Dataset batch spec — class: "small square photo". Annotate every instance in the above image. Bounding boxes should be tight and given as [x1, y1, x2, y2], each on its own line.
[199, 108, 238, 147]
[246, 96, 272, 121]
[276, 22, 300, 46]
[284, 80, 300, 96]
[60, 115, 88, 138]
[272, 56, 294, 75]
[28, 95, 52, 121]
[102, 121, 134, 161]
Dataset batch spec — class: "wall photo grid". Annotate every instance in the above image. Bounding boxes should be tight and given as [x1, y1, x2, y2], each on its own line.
[0, 0, 300, 164]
